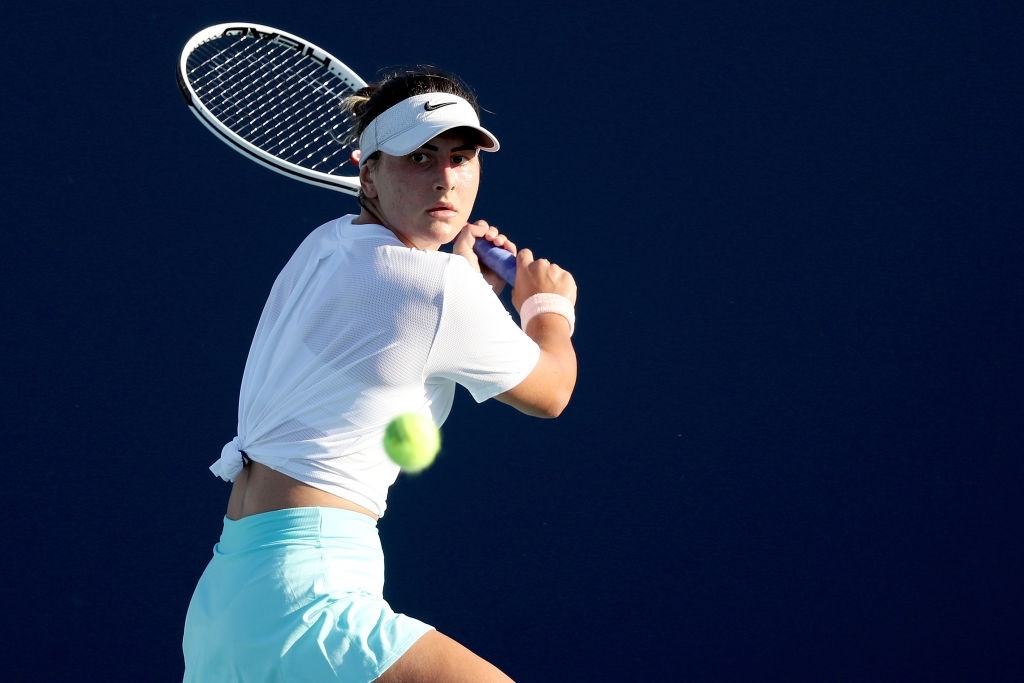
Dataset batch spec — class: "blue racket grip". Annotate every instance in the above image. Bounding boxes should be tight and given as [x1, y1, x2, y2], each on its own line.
[473, 238, 517, 285]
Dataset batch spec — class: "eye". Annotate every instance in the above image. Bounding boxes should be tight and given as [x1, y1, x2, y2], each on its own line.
[452, 149, 478, 165]
[409, 152, 430, 164]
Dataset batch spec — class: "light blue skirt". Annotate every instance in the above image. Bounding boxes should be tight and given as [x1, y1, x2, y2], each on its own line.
[183, 507, 433, 682]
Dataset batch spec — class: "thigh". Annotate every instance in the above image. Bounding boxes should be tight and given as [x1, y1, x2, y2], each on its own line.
[374, 630, 515, 683]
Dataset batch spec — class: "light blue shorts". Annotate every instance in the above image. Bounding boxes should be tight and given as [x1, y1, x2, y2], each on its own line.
[183, 507, 433, 682]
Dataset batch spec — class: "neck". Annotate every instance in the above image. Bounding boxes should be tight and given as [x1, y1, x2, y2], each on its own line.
[355, 196, 386, 226]
[354, 197, 414, 248]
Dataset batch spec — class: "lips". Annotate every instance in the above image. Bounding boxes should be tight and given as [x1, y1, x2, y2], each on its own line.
[427, 202, 456, 217]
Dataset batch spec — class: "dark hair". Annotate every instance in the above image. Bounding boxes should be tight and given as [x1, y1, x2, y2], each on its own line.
[342, 67, 481, 149]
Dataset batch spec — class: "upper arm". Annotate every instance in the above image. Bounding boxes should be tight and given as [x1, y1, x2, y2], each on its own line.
[494, 314, 577, 418]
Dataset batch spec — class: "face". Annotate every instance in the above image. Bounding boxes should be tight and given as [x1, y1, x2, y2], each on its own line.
[359, 132, 481, 250]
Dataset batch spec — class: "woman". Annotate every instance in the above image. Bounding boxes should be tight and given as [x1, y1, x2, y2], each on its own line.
[183, 67, 578, 682]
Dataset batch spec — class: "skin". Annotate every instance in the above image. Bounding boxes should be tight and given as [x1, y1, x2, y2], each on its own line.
[357, 131, 578, 418]
[225, 129, 578, 683]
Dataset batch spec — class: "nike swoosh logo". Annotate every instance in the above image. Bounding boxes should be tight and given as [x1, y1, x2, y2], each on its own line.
[424, 101, 457, 111]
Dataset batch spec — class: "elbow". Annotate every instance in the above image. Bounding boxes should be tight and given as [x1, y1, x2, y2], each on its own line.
[546, 390, 574, 418]
[530, 387, 574, 419]
[496, 383, 574, 419]
[521, 404, 566, 419]
[496, 352, 577, 418]
[535, 364, 577, 418]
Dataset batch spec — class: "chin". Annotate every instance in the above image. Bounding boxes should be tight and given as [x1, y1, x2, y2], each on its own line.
[430, 219, 466, 240]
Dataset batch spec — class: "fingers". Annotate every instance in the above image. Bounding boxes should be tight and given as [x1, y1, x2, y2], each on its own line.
[453, 223, 477, 252]
[451, 220, 516, 294]
[460, 225, 576, 305]
[465, 219, 493, 239]
[464, 220, 516, 254]
[512, 249, 577, 307]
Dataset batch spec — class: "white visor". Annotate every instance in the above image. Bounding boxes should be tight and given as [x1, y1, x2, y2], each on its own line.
[357, 93, 499, 166]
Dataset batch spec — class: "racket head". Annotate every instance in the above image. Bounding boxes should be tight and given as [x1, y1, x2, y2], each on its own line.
[177, 22, 367, 195]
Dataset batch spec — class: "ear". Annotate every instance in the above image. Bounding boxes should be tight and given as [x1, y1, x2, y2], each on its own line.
[359, 162, 378, 199]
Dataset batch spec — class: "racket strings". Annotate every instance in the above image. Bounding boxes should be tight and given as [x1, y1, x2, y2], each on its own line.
[186, 36, 360, 175]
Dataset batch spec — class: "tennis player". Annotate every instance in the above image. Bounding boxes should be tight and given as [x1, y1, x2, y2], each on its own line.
[182, 68, 577, 682]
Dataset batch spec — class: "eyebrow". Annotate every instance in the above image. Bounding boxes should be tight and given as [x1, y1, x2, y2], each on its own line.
[418, 143, 478, 153]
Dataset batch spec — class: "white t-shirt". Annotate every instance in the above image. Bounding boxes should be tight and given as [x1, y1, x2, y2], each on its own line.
[210, 216, 540, 516]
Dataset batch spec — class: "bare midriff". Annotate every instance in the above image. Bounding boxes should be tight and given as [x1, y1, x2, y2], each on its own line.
[225, 460, 379, 521]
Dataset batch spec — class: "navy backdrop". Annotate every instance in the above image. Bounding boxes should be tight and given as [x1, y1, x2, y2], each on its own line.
[5, 1, 1022, 680]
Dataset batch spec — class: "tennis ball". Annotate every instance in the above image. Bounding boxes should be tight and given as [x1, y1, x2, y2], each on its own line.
[383, 413, 441, 473]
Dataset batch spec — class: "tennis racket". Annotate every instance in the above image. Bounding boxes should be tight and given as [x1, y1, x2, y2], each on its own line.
[176, 22, 516, 284]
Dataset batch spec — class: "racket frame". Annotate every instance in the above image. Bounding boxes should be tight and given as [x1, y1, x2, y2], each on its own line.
[176, 22, 365, 196]
[178, 22, 517, 284]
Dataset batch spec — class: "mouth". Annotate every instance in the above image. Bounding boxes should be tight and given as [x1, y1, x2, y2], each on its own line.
[427, 202, 457, 218]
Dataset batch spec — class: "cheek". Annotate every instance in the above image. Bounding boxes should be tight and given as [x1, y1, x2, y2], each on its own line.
[373, 167, 412, 210]
[454, 165, 480, 195]
[380, 185, 413, 217]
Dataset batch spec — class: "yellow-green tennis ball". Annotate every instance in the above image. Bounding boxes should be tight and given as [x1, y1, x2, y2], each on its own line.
[383, 413, 441, 473]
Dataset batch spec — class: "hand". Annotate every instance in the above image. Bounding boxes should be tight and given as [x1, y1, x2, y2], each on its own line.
[511, 248, 577, 311]
[453, 220, 517, 293]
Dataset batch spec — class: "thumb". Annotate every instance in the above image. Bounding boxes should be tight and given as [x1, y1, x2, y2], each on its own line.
[453, 223, 476, 249]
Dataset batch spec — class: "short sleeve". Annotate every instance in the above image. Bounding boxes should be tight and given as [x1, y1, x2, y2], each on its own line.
[425, 257, 540, 402]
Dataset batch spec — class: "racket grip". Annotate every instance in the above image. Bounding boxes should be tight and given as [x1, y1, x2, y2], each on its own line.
[473, 238, 517, 285]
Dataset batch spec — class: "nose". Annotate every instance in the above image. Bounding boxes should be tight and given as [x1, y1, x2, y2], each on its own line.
[434, 162, 457, 191]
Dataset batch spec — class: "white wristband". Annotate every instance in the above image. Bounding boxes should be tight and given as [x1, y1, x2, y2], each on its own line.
[519, 293, 575, 336]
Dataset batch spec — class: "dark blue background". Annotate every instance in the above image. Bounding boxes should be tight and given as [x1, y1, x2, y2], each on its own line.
[5, 1, 1021, 680]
